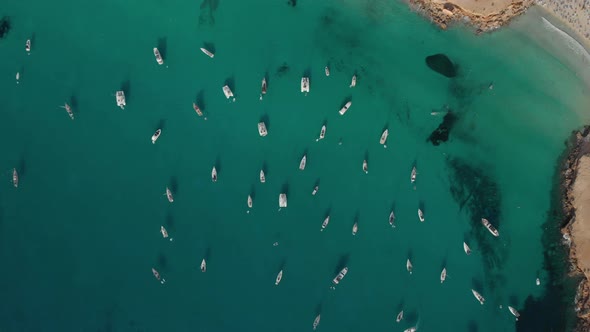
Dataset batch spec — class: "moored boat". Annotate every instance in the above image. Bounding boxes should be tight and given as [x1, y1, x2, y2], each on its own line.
[411, 166, 417, 183]
[222, 85, 235, 101]
[260, 77, 267, 100]
[472, 289, 485, 305]
[396, 310, 404, 323]
[211, 166, 218, 182]
[440, 267, 447, 283]
[418, 208, 425, 222]
[193, 102, 204, 117]
[60, 103, 74, 120]
[200, 259, 207, 272]
[362, 159, 368, 174]
[16, 72, 19, 84]
[247, 195, 253, 208]
[275, 270, 283, 285]
[165, 186, 174, 202]
[12, 168, 18, 188]
[325, 66, 330, 76]
[160, 226, 170, 240]
[151, 129, 161, 144]
[481, 218, 499, 237]
[352, 222, 358, 235]
[321, 216, 330, 231]
[313, 314, 321, 330]
[200, 47, 214, 58]
[258, 122, 268, 137]
[463, 242, 472, 255]
[380, 129, 388, 147]
[406, 259, 413, 275]
[333, 267, 348, 285]
[278, 193, 288, 208]
[312, 185, 319, 195]
[508, 306, 520, 320]
[260, 170, 266, 183]
[153, 48, 164, 65]
[301, 77, 310, 94]
[299, 154, 307, 170]
[316, 125, 326, 141]
[404, 327, 417, 332]
[350, 74, 357, 88]
[116, 90, 126, 109]
[339, 101, 352, 115]
[536, 278, 541, 286]
[389, 211, 395, 227]
[25, 39, 31, 53]
[152, 267, 165, 283]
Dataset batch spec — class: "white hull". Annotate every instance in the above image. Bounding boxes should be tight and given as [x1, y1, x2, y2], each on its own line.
[25, 39, 31, 53]
[165, 187, 174, 202]
[472, 289, 485, 305]
[116, 90, 126, 109]
[260, 170, 266, 183]
[301, 77, 310, 93]
[312, 186, 319, 196]
[418, 208, 424, 222]
[152, 129, 161, 144]
[362, 160, 368, 174]
[482, 218, 500, 237]
[261, 78, 267, 98]
[275, 270, 283, 285]
[279, 193, 287, 208]
[389, 211, 395, 227]
[200, 47, 214, 58]
[258, 122, 268, 137]
[212, 167, 218, 182]
[350, 75, 357, 88]
[321, 216, 330, 231]
[508, 306, 520, 320]
[313, 315, 320, 330]
[333, 267, 348, 285]
[201, 259, 207, 272]
[325, 66, 330, 76]
[12, 168, 18, 188]
[299, 155, 307, 170]
[463, 242, 471, 255]
[153, 48, 164, 65]
[411, 167, 417, 183]
[352, 222, 358, 235]
[404, 327, 417, 332]
[406, 259, 413, 274]
[317, 125, 326, 141]
[380, 129, 388, 146]
[160, 225, 169, 239]
[61, 103, 74, 120]
[339, 101, 352, 115]
[396, 310, 403, 323]
[222, 85, 235, 100]
[440, 267, 447, 283]
[247, 195, 253, 208]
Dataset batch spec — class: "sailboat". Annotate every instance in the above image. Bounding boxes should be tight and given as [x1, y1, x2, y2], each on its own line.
[312, 185, 319, 196]
[406, 259, 413, 275]
[60, 103, 74, 120]
[339, 101, 352, 115]
[472, 289, 485, 305]
[160, 226, 172, 241]
[200, 47, 214, 58]
[481, 218, 500, 237]
[247, 195, 253, 209]
[440, 268, 447, 283]
[508, 306, 520, 320]
[211, 166, 218, 182]
[151, 129, 161, 144]
[380, 129, 388, 147]
[275, 270, 283, 285]
[463, 242, 472, 255]
[12, 168, 18, 188]
[260, 170, 266, 183]
[325, 66, 330, 76]
[301, 77, 310, 94]
[279, 193, 288, 208]
[153, 48, 164, 65]
[25, 39, 31, 54]
[299, 155, 307, 170]
[116, 91, 126, 109]
[313, 314, 321, 330]
[352, 222, 358, 235]
[411, 166, 417, 183]
[316, 125, 326, 141]
[350, 74, 357, 88]
[321, 216, 330, 231]
[200, 259, 207, 272]
[165, 187, 174, 202]
[362, 160, 368, 174]
[389, 211, 395, 227]
[418, 208, 425, 222]
[260, 77, 267, 100]
[396, 310, 404, 323]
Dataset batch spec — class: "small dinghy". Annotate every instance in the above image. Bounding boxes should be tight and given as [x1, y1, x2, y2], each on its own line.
[152, 268, 165, 284]
[301, 77, 310, 94]
[362, 160, 368, 174]
[299, 155, 307, 170]
[275, 270, 283, 285]
[481, 218, 499, 237]
[200, 47, 215, 58]
[321, 216, 330, 231]
[472, 289, 485, 305]
[463, 242, 472, 255]
[193, 103, 204, 118]
[25, 39, 31, 54]
[258, 122, 268, 137]
[406, 259, 413, 275]
[411, 166, 417, 183]
[508, 306, 520, 321]
[116, 91, 126, 109]
[153, 48, 164, 65]
[325, 66, 330, 76]
[313, 314, 321, 330]
[60, 103, 74, 120]
[440, 267, 447, 283]
[222, 85, 235, 101]
[389, 211, 395, 227]
[333, 267, 348, 285]
[312, 185, 319, 196]
[165, 186, 174, 202]
[279, 193, 288, 208]
[396, 310, 404, 323]
[352, 222, 358, 235]
[211, 166, 218, 182]
[260, 170, 266, 183]
[380, 129, 388, 147]
[350, 74, 357, 88]
[200, 259, 207, 272]
[260, 77, 267, 100]
[418, 208, 425, 222]
[316, 125, 326, 141]
[151, 129, 161, 144]
[12, 168, 18, 188]
[339, 101, 352, 115]
[247, 195, 253, 208]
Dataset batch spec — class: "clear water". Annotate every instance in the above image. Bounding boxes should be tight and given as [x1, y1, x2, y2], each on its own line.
[0, 0, 589, 331]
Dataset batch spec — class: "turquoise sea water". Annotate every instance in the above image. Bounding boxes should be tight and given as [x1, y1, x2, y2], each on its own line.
[1, 0, 590, 331]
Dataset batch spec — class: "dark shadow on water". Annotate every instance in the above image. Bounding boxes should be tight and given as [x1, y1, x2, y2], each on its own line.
[287, 0, 297, 7]
[203, 42, 216, 53]
[364, 150, 369, 163]
[276, 62, 289, 77]
[467, 320, 478, 332]
[281, 183, 289, 197]
[170, 176, 178, 193]
[215, 157, 221, 174]
[279, 258, 286, 270]
[196, 89, 206, 111]
[158, 254, 167, 269]
[340, 96, 352, 108]
[0, 17, 11, 39]
[121, 80, 131, 101]
[30, 32, 36, 45]
[224, 77, 235, 91]
[204, 247, 211, 261]
[262, 162, 268, 177]
[165, 211, 174, 229]
[70, 95, 79, 114]
[157, 37, 167, 60]
[405, 311, 418, 325]
[18, 156, 26, 177]
[249, 185, 255, 200]
[427, 111, 458, 146]
[156, 119, 166, 131]
[396, 299, 404, 312]
[333, 253, 350, 275]
[314, 303, 322, 315]
[471, 277, 483, 292]
[303, 68, 311, 80]
[418, 200, 425, 214]
[260, 114, 270, 131]
[407, 249, 413, 261]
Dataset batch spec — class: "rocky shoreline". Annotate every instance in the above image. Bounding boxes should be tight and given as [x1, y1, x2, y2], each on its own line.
[561, 126, 590, 332]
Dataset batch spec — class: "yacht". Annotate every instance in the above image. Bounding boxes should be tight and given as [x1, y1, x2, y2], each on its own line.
[380, 129, 388, 147]
[536, 278, 541, 286]
[200, 47, 214, 58]
[193, 103, 204, 117]
[25, 39, 31, 53]
[222, 85, 235, 101]
[411, 166, 417, 183]
[116, 91, 126, 109]
[472, 289, 485, 305]
[406, 259, 413, 275]
[279, 193, 288, 208]
[481, 218, 499, 237]
[165, 186, 174, 202]
[312, 185, 319, 196]
[153, 48, 164, 65]
[258, 122, 268, 137]
[396, 310, 404, 323]
[325, 66, 330, 76]
[339, 101, 352, 115]
[301, 77, 310, 94]
[16, 72, 19, 84]
[463, 242, 472, 255]
[404, 327, 417, 332]
[350, 74, 357, 88]
[389, 211, 395, 227]
[321, 216, 330, 231]
[440, 267, 447, 283]
[316, 125, 326, 141]
[200, 259, 207, 272]
[211, 166, 218, 182]
[299, 155, 307, 170]
[352, 222, 358, 235]
[333, 267, 348, 285]
[61, 103, 74, 120]
[260, 77, 267, 100]
[260, 170, 266, 183]
[362, 160, 368, 174]
[247, 195, 253, 208]
[508, 306, 520, 320]
[12, 168, 18, 188]
[313, 314, 321, 330]
[275, 270, 283, 285]
[152, 268, 165, 284]
[151, 129, 161, 144]
[418, 208, 425, 222]
[160, 226, 169, 239]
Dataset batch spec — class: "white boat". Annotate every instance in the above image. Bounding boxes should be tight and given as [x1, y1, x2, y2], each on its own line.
[316, 125, 326, 141]
[333, 267, 348, 285]
[299, 155, 307, 170]
[508, 306, 520, 320]
[440, 267, 447, 283]
[193, 102, 204, 117]
[116, 90, 126, 109]
[25, 39, 31, 53]
[463, 242, 471, 255]
[200, 47, 214, 58]
[222, 85, 235, 101]
[279, 193, 287, 208]
[325, 66, 330, 76]
[321, 216, 330, 231]
[312, 185, 319, 196]
[60, 103, 74, 120]
[165, 186, 174, 202]
[153, 48, 164, 65]
[352, 222, 358, 235]
[396, 310, 404, 323]
[260, 77, 267, 100]
[313, 314, 321, 330]
[406, 259, 413, 274]
[389, 211, 395, 227]
[404, 327, 416, 332]
[362, 160, 368, 174]
[339, 101, 352, 115]
[380, 129, 388, 147]
[418, 208, 425, 222]
[411, 166, 417, 183]
[200, 259, 207, 272]
[301, 77, 310, 93]
[151, 129, 161, 144]
[472, 289, 485, 305]
[152, 267, 165, 284]
[211, 166, 218, 182]
[350, 75, 357, 88]
[481, 218, 499, 237]
[536, 278, 540, 286]
[260, 170, 266, 183]
[16, 72, 19, 84]
[160, 225, 169, 239]
[247, 195, 253, 208]
[275, 270, 283, 285]
[12, 168, 18, 188]
[258, 122, 268, 137]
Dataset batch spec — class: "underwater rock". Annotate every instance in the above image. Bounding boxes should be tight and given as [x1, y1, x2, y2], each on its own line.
[427, 111, 457, 145]
[425, 54, 457, 78]
[0, 16, 11, 39]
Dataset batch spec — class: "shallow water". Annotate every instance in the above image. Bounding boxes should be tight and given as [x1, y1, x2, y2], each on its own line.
[0, 0, 589, 331]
